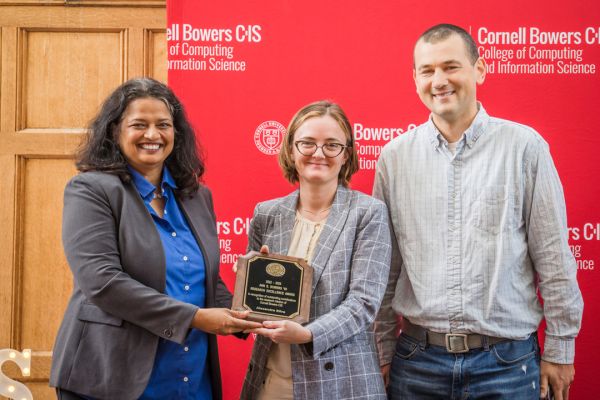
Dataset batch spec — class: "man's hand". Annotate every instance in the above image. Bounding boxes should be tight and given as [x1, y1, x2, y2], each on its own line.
[381, 363, 391, 387]
[540, 360, 574, 400]
[246, 320, 312, 344]
[191, 308, 262, 335]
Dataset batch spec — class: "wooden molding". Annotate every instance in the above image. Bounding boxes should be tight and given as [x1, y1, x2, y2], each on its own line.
[144, 28, 166, 80]
[0, 0, 166, 7]
[11, 155, 27, 349]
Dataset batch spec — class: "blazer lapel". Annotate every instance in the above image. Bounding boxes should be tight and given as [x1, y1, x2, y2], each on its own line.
[269, 190, 299, 255]
[124, 180, 167, 292]
[267, 187, 352, 293]
[178, 191, 219, 304]
[309, 186, 352, 292]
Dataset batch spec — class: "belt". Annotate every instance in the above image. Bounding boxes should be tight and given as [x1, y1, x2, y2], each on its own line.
[401, 319, 509, 354]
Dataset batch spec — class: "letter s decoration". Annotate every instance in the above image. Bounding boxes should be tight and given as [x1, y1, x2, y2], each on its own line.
[0, 348, 33, 400]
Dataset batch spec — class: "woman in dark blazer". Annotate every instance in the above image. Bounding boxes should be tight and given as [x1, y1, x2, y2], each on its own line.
[240, 101, 392, 399]
[49, 78, 260, 400]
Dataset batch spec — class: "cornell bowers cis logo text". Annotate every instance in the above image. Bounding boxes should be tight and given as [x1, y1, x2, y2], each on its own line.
[254, 121, 286, 155]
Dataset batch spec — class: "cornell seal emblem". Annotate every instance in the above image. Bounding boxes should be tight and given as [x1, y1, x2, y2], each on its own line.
[254, 121, 286, 155]
[265, 263, 286, 277]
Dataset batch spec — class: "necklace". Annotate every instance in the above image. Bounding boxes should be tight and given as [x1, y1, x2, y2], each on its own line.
[153, 189, 164, 200]
[299, 205, 332, 215]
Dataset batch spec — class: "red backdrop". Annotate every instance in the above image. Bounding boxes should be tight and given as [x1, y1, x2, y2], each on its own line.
[167, 1, 600, 398]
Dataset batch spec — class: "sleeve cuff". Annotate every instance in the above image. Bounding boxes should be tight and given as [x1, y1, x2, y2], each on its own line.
[172, 305, 200, 344]
[305, 322, 328, 359]
[542, 335, 575, 364]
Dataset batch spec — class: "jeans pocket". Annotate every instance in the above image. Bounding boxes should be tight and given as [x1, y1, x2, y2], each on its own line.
[394, 334, 420, 360]
[492, 337, 537, 365]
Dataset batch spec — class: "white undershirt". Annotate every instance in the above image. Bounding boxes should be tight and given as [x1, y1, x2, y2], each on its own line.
[447, 140, 459, 155]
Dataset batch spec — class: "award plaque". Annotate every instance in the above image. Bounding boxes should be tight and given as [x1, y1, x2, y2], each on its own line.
[232, 251, 313, 323]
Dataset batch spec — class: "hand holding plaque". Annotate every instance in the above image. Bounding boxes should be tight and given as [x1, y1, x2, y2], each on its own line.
[232, 251, 313, 323]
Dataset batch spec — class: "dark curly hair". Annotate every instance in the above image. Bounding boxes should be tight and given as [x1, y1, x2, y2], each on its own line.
[76, 77, 203, 198]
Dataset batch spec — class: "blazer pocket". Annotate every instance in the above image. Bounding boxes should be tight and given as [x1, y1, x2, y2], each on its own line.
[77, 302, 123, 327]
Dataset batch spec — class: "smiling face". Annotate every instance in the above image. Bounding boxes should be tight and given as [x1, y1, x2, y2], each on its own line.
[413, 33, 485, 130]
[117, 97, 174, 180]
[293, 115, 348, 187]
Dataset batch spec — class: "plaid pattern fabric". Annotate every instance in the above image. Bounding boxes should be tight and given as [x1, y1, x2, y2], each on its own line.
[240, 186, 391, 399]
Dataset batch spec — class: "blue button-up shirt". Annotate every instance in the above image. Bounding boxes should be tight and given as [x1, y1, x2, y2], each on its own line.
[128, 167, 212, 400]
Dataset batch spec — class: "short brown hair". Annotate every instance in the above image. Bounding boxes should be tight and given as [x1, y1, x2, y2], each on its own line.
[278, 100, 358, 186]
[416, 23, 480, 65]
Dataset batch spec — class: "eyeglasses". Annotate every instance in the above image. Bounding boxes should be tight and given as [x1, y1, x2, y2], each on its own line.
[294, 140, 349, 158]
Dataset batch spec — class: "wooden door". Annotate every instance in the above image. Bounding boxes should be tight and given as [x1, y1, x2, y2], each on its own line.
[0, 1, 166, 397]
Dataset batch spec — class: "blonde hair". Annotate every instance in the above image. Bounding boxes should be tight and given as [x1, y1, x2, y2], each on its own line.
[278, 100, 358, 186]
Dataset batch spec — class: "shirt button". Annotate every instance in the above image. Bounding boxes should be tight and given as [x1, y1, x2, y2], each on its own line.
[183, 256, 189, 261]
[164, 210, 168, 215]
[171, 232, 177, 237]
[184, 285, 190, 291]
[183, 376, 189, 382]
[184, 346, 189, 352]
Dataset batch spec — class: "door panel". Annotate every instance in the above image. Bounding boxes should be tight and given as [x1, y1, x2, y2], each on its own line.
[0, 3, 166, 398]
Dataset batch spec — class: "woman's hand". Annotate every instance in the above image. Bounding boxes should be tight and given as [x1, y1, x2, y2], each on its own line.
[191, 308, 262, 335]
[233, 245, 269, 273]
[246, 320, 312, 344]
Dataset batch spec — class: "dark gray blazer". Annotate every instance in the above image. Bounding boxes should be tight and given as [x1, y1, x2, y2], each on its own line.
[240, 186, 392, 400]
[50, 171, 231, 399]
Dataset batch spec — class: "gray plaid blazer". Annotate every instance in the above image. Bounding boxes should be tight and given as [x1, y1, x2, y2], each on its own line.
[240, 185, 391, 399]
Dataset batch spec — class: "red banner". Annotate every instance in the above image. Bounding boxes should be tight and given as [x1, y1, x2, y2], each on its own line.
[167, 1, 600, 398]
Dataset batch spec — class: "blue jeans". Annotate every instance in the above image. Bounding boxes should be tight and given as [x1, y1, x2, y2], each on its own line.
[388, 332, 541, 399]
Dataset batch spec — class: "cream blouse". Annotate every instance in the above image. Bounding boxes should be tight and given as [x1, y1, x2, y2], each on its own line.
[257, 211, 325, 399]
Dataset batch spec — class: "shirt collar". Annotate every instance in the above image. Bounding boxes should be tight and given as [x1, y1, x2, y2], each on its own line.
[127, 165, 177, 201]
[161, 167, 178, 190]
[425, 103, 490, 150]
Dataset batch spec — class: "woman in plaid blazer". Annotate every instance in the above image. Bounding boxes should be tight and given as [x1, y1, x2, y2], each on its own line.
[239, 101, 392, 399]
